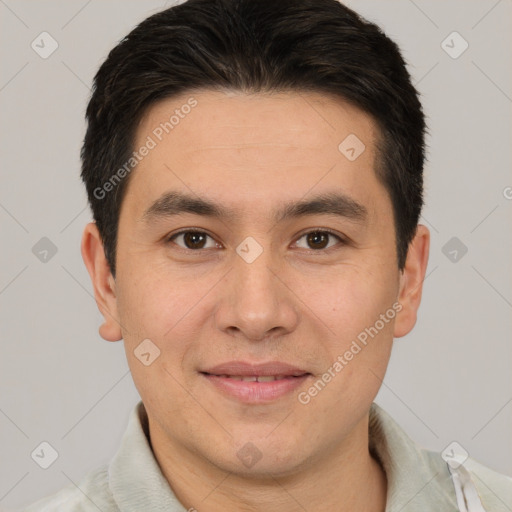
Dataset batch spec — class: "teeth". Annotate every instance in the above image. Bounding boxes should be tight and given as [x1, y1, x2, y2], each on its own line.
[256, 376, 277, 382]
[221, 375, 293, 382]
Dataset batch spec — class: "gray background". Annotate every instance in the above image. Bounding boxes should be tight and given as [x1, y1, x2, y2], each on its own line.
[1, 0, 511, 510]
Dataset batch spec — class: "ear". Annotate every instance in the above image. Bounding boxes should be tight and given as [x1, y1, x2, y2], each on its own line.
[394, 224, 430, 338]
[81, 222, 123, 342]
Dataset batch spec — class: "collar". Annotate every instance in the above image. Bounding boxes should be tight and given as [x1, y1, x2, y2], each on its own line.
[108, 401, 459, 511]
[108, 401, 187, 511]
[368, 403, 459, 511]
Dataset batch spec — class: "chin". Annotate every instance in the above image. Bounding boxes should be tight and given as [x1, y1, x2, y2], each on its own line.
[208, 434, 308, 478]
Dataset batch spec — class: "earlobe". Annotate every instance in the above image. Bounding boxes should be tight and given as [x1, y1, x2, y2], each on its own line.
[394, 224, 430, 338]
[81, 222, 123, 342]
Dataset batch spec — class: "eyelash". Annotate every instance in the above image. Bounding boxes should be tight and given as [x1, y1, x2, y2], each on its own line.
[166, 228, 347, 253]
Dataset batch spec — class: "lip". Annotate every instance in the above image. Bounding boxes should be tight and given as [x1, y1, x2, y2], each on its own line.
[200, 361, 311, 403]
[202, 361, 309, 377]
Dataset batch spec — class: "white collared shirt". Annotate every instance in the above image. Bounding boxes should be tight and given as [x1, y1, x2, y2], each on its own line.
[21, 401, 512, 511]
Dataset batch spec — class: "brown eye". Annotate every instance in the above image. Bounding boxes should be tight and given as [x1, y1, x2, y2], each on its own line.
[295, 230, 342, 251]
[169, 230, 217, 250]
[307, 232, 329, 249]
[183, 232, 207, 249]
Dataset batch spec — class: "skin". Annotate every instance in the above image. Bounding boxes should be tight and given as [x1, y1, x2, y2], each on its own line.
[82, 90, 430, 512]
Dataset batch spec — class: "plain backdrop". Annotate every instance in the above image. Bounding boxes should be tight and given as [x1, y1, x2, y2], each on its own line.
[1, 0, 511, 510]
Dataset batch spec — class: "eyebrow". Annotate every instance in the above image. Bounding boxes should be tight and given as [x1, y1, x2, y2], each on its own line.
[141, 190, 368, 225]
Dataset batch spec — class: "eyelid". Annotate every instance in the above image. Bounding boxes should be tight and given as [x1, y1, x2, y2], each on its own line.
[294, 227, 346, 242]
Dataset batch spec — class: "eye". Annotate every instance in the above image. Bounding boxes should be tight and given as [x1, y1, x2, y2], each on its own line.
[166, 229, 345, 252]
[294, 230, 344, 251]
[167, 229, 220, 250]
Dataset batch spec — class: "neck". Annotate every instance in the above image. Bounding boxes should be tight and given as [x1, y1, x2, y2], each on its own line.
[148, 413, 387, 512]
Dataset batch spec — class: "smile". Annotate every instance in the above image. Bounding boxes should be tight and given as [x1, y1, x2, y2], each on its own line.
[213, 375, 302, 382]
[200, 361, 312, 403]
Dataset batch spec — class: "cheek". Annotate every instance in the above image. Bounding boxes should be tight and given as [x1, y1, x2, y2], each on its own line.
[306, 265, 399, 343]
[300, 264, 397, 406]
[115, 267, 200, 409]
[115, 261, 216, 396]
[115, 260, 199, 340]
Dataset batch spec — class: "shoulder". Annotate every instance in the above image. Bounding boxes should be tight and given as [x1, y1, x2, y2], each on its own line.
[20, 464, 118, 512]
[369, 403, 512, 511]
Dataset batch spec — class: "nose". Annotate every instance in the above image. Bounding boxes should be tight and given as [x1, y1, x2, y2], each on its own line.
[214, 244, 300, 342]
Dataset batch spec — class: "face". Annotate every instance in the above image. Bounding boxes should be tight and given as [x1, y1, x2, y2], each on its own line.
[83, 90, 429, 478]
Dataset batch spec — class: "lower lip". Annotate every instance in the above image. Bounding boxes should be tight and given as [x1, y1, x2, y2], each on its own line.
[202, 373, 310, 403]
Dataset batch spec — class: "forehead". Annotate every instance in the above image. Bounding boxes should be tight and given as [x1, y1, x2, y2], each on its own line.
[125, 90, 386, 220]
[135, 89, 377, 156]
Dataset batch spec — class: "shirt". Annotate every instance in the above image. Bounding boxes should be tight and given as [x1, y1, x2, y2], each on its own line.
[22, 401, 512, 511]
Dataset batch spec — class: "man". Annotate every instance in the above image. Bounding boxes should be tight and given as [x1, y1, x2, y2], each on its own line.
[24, 0, 511, 510]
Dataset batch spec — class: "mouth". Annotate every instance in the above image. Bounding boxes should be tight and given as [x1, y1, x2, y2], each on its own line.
[200, 361, 312, 403]
[203, 374, 306, 382]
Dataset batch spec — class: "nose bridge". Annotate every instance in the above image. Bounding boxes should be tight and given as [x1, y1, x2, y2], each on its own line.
[236, 242, 278, 305]
[215, 238, 299, 340]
